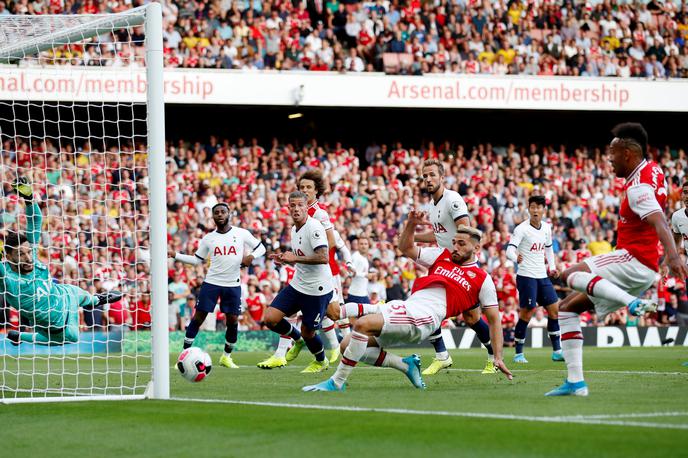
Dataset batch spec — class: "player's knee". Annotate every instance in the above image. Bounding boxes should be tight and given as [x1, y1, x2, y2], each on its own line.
[547, 307, 559, 320]
[301, 326, 316, 339]
[352, 316, 374, 335]
[192, 311, 208, 325]
[262, 309, 281, 328]
[519, 308, 533, 320]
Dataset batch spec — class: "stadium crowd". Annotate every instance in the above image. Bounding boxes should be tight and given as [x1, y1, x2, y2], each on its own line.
[0, 133, 687, 340]
[3, 0, 688, 77]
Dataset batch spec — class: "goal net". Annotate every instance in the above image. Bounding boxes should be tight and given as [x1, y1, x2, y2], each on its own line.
[0, 4, 168, 402]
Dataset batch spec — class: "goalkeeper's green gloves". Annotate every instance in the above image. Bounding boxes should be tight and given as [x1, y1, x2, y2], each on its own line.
[13, 176, 33, 200]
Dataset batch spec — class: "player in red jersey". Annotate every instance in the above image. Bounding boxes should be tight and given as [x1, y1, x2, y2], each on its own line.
[303, 211, 512, 392]
[546, 123, 688, 397]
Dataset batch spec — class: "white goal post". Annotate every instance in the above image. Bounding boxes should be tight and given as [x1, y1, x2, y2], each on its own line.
[0, 3, 168, 402]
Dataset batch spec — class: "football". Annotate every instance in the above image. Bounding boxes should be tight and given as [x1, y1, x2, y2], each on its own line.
[176, 347, 212, 382]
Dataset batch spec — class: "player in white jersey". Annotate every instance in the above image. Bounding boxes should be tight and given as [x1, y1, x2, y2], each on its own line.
[670, 182, 688, 348]
[346, 236, 372, 303]
[284, 169, 347, 364]
[506, 195, 563, 364]
[671, 181, 688, 262]
[171, 203, 266, 368]
[257, 191, 334, 373]
[414, 159, 498, 376]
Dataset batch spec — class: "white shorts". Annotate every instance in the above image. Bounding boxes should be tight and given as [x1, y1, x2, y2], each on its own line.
[331, 275, 344, 304]
[584, 249, 659, 318]
[375, 287, 446, 348]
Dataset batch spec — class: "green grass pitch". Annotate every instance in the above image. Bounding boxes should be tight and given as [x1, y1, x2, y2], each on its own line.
[2, 347, 687, 457]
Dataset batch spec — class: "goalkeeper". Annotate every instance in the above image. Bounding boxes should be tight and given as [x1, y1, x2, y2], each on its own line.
[5, 177, 122, 346]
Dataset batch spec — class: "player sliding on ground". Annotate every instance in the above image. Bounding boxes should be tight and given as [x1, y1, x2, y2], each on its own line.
[170, 202, 266, 368]
[546, 123, 688, 397]
[416, 159, 499, 376]
[303, 212, 512, 392]
[5, 177, 122, 346]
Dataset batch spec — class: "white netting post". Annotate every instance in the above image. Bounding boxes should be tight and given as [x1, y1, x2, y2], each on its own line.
[145, 1, 169, 401]
[0, 4, 167, 403]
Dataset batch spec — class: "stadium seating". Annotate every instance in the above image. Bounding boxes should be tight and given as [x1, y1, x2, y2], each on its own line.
[5, 0, 688, 77]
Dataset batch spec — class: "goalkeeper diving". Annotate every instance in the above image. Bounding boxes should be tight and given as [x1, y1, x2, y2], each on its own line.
[4, 177, 122, 346]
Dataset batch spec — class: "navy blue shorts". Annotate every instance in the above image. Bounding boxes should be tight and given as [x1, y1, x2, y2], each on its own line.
[346, 294, 371, 304]
[516, 275, 559, 310]
[270, 284, 333, 330]
[196, 282, 241, 315]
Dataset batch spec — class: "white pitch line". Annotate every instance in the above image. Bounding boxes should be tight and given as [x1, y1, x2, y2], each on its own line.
[395, 368, 688, 376]
[171, 397, 688, 430]
[560, 412, 688, 420]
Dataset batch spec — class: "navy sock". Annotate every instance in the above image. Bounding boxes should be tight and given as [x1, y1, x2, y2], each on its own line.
[428, 328, 447, 353]
[270, 318, 301, 341]
[515, 319, 529, 354]
[184, 318, 202, 349]
[470, 318, 494, 356]
[224, 321, 238, 353]
[548, 318, 561, 351]
[304, 334, 326, 362]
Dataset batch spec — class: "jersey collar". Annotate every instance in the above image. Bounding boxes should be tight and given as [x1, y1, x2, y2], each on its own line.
[432, 188, 446, 206]
[625, 159, 647, 184]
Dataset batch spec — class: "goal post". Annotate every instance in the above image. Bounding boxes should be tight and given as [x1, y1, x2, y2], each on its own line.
[0, 3, 168, 403]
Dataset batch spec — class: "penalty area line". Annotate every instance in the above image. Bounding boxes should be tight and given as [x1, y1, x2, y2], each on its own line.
[171, 397, 688, 430]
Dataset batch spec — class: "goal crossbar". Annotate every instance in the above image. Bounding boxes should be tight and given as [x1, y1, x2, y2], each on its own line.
[0, 6, 147, 64]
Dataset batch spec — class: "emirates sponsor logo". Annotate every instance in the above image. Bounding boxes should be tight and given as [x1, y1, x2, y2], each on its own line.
[433, 265, 472, 290]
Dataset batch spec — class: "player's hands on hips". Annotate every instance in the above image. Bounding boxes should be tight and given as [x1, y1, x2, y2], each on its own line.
[168, 248, 176, 259]
[13, 176, 33, 200]
[517, 254, 523, 264]
[548, 268, 560, 279]
[241, 254, 254, 267]
[667, 255, 688, 279]
[494, 359, 513, 380]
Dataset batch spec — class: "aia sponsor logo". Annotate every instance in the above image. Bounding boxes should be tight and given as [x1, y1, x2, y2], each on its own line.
[433, 222, 447, 233]
[214, 246, 237, 256]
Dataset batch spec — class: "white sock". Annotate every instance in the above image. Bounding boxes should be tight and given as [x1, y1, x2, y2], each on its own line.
[560, 311, 584, 383]
[355, 347, 409, 373]
[223, 351, 232, 358]
[338, 319, 351, 337]
[331, 330, 369, 387]
[274, 336, 292, 358]
[567, 271, 636, 306]
[320, 316, 340, 350]
[435, 351, 449, 361]
[341, 302, 381, 319]
[487, 353, 495, 362]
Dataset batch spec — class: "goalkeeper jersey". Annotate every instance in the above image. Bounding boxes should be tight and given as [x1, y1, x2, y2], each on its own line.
[0, 202, 73, 329]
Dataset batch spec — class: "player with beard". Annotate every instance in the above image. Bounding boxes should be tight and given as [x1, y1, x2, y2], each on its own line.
[414, 159, 500, 375]
[303, 211, 512, 392]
